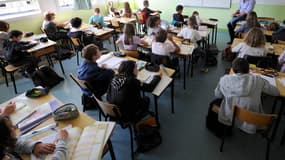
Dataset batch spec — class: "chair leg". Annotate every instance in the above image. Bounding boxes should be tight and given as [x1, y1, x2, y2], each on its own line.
[10, 72, 17, 94]
[2, 69, 8, 87]
[99, 111, 102, 121]
[280, 128, 285, 145]
[220, 127, 227, 152]
[76, 51, 79, 66]
[58, 59, 65, 74]
[107, 140, 116, 160]
[128, 126, 135, 160]
[266, 140, 271, 160]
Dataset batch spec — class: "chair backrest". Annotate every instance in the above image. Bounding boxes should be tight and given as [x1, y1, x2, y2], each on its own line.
[111, 20, 120, 27]
[244, 55, 272, 68]
[70, 37, 82, 47]
[119, 48, 139, 58]
[173, 36, 191, 45]
[278, 40, 285, 45]
[69, 73, 89, 90]
[91, 94, 120, 118]
[232, 105, 277, 127]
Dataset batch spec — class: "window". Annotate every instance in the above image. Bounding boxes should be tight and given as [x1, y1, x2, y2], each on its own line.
[57, 0, 74, 8]
[0, 0, 40, 19]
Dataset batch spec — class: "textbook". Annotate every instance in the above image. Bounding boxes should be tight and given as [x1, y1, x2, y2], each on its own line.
[32, 122, 115, 160]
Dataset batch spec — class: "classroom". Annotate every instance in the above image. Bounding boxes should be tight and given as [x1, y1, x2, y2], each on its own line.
[1, 0, 285, 159]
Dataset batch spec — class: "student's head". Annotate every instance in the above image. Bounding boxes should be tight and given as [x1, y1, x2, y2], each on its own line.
[244, 27, 265, 47]
[0, 116, 17, 157]
[176, 5, 183, 14]
[156, 29, 168, 43]
[188, 16, 198, 28]
[44, 11, 56, 21]
[9, 30, 23, 41]
[192, 11, 199, 17]
[148, 16, 161, 28]
[123, 23, 135, 44]
[143, 0, 149, 7]
[124, 2, 131, 10]
[118, 60, 138, 77]
[108, 1, 114, 7]
[82, 44, 101, 62]
[94, 8, 100, 14]
[246, 11, 259, 28]
[70, 17, 82, 29]
[232, 58, 249, 74]
[0, 21, 9, 32]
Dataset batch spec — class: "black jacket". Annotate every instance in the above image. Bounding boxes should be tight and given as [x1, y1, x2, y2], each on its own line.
[4, 40, 36, 64]
[107, 75, 161, 122]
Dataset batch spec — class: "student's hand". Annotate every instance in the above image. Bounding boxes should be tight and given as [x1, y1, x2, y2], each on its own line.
[1, 102, 16, 116]
[33, 143, 55, 157]
[114, 68, 119, 75]
[102, 64, 108, 69]
[167, 35, 173, 41]
[56, 130, 69, 141]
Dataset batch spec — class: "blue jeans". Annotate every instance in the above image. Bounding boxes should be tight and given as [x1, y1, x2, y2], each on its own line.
[227, 15, 247, 42]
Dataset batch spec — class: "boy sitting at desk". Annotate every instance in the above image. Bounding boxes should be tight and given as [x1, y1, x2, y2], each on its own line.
[214, 58, 279, 134]
[68, 17, 103, 49]
[172, 5, 186, 27]
[89, 8, 107, 28]
[78, 44, 114, 100]
[4, 30, 38, 77]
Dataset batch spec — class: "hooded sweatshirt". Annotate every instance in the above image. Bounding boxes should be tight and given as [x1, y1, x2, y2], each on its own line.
[0, 31, 9, 58]
[215, 73, 279, 134]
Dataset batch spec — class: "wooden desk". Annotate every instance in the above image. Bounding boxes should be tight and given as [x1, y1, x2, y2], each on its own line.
[0, 93, 115, 160]
[104, 17, 136, 24]
[231, 38, 285, 56]
[140, 36, 195, 89]
[97, 53, 175, 125]
[168, 25, 211, 38]
[200, 19, 219, 44]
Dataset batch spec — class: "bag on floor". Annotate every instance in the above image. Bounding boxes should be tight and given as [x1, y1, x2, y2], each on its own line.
[222, 45, 235, 62]
[81, 94, 98, 111]
[206, 98, 231, 138]
[206, 55, 217, 66]
[31, 66, 64, 89]
[136, 124, 162, 153]
[54, 48, 73, 60]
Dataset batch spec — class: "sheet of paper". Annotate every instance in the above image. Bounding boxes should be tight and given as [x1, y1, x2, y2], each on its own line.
[180, 44, 195, 55]
[94, 121, 116, 146]
[96, 54, 125, 69]
[152, 76, 173, 96]
[10, 104, 35, 126]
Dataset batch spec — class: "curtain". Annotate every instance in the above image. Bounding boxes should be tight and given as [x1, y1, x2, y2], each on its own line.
[74, 0, 92, 10]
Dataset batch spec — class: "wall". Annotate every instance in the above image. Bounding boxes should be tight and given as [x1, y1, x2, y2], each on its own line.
[6, 0, 285, 33]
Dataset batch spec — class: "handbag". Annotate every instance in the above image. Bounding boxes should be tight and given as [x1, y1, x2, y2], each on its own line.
[53, 103, 79, 121]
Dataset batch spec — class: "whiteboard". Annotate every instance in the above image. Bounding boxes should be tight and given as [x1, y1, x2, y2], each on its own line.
[178, 0, 231, 9]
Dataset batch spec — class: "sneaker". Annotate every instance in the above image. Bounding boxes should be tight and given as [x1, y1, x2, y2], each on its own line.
[200, 68, 209, 73]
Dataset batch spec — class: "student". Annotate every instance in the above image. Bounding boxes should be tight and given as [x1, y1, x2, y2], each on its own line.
[232, 27, 267, 58]
[0, 115, 68, 159]
[0, 102, 15, 116]
[141, 0, 158, 17]
[0, 21, 9, 58]
[116, 23, 147, 50]
[192, 11, 201, 26]
[147, 16, 161, 36]
[108, 1, 120, 17]
[177, 17, 202, 48]
[214, 58, 279, 134]
[42, 11, 69, 41]
[172, 5, 185, 27]
[89, 8, 106, 27]
[4, 30, 38, 76]
[78, 44, 114, 99]
[151, 29, 180, 68]
[272, 26, 285, 42]
[278, 50, 285, 73]
[121, 2, 132, 18]
[68, 17, 94, 46]
[235, 11, 261, 35]
[107, 60, 161, 123]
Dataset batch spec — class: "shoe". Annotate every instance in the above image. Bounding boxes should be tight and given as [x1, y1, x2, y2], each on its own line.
[200, 68, 209, 73]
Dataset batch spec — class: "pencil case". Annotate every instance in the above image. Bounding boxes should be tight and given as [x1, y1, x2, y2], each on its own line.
[53, 103, 79, 121]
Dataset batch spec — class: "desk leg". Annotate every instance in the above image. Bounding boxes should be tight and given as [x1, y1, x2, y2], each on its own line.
[191, 55, 194, 78]
[272, 97, 284, 141]
[107, 140, 116, 160]
[153, 95, 160, 126]
[215, 25, 218, 44]
[171, 80, 174, 114]
[211, 27, 214, 44]
[59, 60, 65, 74]
[183, 57, 186, 89]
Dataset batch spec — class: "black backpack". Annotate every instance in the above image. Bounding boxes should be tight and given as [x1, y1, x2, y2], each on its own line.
[31, 66, 64, 89]
[136, 124, 162, 153]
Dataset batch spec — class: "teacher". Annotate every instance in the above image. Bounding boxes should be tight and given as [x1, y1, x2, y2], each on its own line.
[227, 0, 256, 44]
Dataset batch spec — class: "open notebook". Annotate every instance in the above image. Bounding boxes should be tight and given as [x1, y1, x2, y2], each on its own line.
[31, 122, 115, 160]
[96, 54, 125, 69]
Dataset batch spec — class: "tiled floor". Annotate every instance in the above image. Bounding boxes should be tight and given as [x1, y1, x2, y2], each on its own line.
[1, 31, 285, 160]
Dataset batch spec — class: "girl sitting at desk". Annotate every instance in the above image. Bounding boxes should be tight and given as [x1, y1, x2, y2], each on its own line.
[107, 60, 161, 123]
[0, 115, 69, 159]
[147, 16, 161, 36]
[232, 27, 267, 58]
[121, 2, 132, 18]
[235, 11, 261, 36]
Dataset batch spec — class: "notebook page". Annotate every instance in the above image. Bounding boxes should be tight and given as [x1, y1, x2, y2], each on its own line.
[152, 76, 173, 96]
[10, 104, 35, 126]
[72, 124, 108, 160]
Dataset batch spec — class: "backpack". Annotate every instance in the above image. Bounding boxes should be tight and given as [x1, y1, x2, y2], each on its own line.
[136, 124, 162, 153]
[206, 99, 232, 138]
[31, 66, 64, 89]
[222, 45, 235, 62]
[206, 55, 218, 66]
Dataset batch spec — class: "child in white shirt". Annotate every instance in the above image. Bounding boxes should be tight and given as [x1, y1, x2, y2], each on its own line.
[177, 17, 201, 48]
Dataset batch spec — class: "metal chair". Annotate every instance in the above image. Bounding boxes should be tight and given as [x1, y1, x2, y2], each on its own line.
[70, 37, 84, 66]
[118, 48, 139, 58]
[220, 105, 277, 160]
